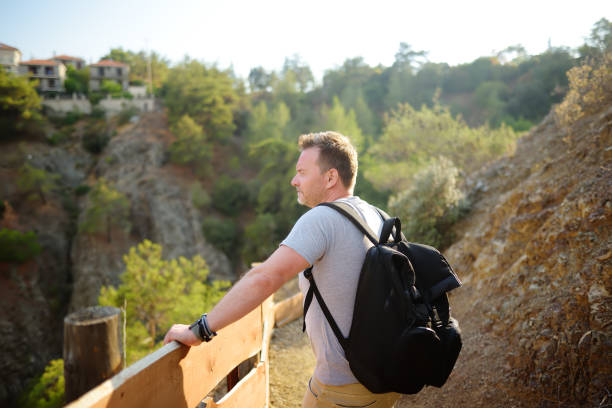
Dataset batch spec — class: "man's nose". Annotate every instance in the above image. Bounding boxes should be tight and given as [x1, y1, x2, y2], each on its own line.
[291, 175, 298, 186]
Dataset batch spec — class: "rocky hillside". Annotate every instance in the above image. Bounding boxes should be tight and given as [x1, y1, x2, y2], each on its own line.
[0, 111, 233, 406]
[400, 108, 611, 407]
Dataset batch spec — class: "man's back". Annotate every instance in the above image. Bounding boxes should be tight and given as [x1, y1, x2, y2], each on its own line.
[281, 196, 383, 385]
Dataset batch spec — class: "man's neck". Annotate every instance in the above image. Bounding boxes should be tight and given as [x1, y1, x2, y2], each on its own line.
[322, 190, 351, 203]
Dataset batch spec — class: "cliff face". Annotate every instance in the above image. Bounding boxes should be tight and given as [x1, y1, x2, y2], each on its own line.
[402, 109, 611, 407]
[0, 111, 233, 405]
[69, 112, 233, 311]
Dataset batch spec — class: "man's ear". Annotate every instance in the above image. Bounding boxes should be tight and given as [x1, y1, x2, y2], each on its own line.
[326, 168, 339, 189]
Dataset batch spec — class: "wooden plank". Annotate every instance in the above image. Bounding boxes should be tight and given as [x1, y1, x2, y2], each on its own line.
[204, 363, 266, 408]
[260, 296, 275, 408]
[273, 292, 303, 328]
[66, 305, 263, 408]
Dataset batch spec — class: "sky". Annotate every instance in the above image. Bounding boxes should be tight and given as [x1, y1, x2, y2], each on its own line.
[2, 0, 610, 82]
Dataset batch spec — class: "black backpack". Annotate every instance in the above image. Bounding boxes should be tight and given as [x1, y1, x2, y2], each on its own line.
[302, 201, 462, 394]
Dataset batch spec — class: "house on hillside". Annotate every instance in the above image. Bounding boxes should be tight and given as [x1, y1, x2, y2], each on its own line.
[53, 54, 85, 70]
[89, 60, 129, 91]
[0, 43, 22, 74]
[19, 59, 66, 93]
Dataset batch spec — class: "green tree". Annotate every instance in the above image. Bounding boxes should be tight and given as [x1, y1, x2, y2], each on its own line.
[18, 359, 64, 408]
[367, 103, 519, 192]
[0, 69, 41, 137]
[79, 178, 130, 242]
[102, 47, 170, 92]
[99, 240, 229, 363]
[63, 65, 89, 94]
[164, 58, 238, 141]
[100, 79, 123, 97]
[320, 96, 364, 152]
[248, 66, 276, 93]
[211, 175, 250, 216]
[17, 163, 60, 204]
[247, 101, 291, 143]
[0, 228, 41, 263]
[579, 18, 612, 60]
[169, 114, 212, 176]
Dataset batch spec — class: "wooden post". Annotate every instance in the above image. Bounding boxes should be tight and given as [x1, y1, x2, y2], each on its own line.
[63, 306, 123, 403]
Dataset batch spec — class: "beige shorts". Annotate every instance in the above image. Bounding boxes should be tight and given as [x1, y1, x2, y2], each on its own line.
[302, 376, 400, 408]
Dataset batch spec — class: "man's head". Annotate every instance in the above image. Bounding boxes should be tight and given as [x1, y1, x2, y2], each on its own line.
[291, 131, 358, 207]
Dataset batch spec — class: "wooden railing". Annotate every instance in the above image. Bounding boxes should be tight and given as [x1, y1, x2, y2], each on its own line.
[65, 292, 303, 408]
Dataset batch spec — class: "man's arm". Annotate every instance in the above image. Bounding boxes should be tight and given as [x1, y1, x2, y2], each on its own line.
[163, 245, 309, 346]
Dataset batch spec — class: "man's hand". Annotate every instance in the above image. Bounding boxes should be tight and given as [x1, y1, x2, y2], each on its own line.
[163, 324, 202, 346]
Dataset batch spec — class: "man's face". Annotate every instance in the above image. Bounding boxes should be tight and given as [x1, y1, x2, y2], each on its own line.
[291, 147, 328, 208]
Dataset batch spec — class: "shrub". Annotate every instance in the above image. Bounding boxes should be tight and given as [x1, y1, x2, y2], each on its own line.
[82, 120, 109, 154]
[74, 184, 91, 196]
[202, 217, 238, 256]
[555, 53, 612, 127]
[117, 106, 139, 126]
[18, 359, 64, 408]
[367, 103, 520, 193]
[62, 110, 83, 126]
[47, 131, 68, 146]
[0, 228, 42, 263]
[191, 182, 211, 210]
[211, 175, 249, 216]
[90, 106, 106, 119]
[388, 157, 469, 249]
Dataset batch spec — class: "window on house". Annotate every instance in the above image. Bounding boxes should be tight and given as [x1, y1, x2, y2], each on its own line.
[45, 66, 53, 75]
[117, 68, 122, 76]
[48, 79, 56, 88]
[99, 67, 104, 76]
[29, 66, 38, 74]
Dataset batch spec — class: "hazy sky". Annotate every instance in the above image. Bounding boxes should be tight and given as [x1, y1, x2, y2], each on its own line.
[2, 0, 609, 81]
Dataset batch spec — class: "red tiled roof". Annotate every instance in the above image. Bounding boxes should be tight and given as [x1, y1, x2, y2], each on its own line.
[54, 54, 84, 61]
[90, 60, 128, 67]
[20, 59, 59, 66]
[0, 43, 20, 52]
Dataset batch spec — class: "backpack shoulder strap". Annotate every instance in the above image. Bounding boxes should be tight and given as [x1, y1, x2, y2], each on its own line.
[319, 201, 379, 245]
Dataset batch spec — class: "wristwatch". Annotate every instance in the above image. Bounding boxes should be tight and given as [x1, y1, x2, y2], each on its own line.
[189, 313, 217, 342]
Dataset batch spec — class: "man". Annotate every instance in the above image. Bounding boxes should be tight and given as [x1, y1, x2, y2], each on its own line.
[164, 131, 400, 407]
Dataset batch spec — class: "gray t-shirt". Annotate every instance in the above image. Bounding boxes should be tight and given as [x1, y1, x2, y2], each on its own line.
[280, 196, 383, 385]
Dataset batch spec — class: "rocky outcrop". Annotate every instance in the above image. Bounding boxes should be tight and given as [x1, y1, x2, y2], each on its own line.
[0, 141, 88, 405]
[402, 109, 611, 407]
[0, 112, 233, 406]
[69, 112, 233, 310]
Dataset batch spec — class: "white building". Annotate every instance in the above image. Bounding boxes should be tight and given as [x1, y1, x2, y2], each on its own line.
[19, 59, 66, 93]
[89, 60, 129, 91]
[0, 43, 21, 74]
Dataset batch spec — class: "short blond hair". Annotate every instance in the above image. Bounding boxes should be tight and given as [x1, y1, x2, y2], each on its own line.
[298, 131, 358, 190]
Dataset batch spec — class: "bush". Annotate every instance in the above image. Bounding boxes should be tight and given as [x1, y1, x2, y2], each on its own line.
[0, 228, 42, 263]
[90, 106, 106, 119]
[388, 157, 469, 249]
[191, 182, 211, 210]
[555, 53, 612, 127]
[202, 217, 238, 256]
[117, 106, 139, 126]
[47, 131, 68, 146]
[74, 184, 91, 196]
[211, 175, 249, 216]
[82, 120, 109, 154]
[18, 359, 64, 408]
[62, 110, 83, 126]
